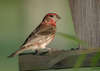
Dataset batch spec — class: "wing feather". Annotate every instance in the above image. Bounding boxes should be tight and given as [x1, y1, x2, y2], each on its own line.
[22, 24, 56, 46]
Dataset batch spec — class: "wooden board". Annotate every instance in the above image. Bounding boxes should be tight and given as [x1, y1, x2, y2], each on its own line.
[19, 48, 100, 71]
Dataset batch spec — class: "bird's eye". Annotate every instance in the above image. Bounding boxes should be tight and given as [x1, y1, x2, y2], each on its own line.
[49, 15, 53, 17]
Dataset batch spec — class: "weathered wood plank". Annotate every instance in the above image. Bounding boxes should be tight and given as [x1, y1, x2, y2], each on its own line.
[69, 0, 100, 48]
[19, 48, 100, 71]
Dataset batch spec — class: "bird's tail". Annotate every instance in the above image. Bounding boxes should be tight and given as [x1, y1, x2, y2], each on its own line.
[8, 48, 25, 58]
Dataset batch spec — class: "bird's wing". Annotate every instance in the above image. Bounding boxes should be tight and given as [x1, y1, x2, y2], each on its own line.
[21, 24, 56, 46]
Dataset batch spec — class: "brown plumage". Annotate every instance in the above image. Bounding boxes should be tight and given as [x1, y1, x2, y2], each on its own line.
[8, 13, 61, 57]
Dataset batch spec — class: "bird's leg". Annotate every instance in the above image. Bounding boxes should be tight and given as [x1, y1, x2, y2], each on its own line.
[71, 47, 80, 51]
[39, 48, 51, 55]
[32, 50, 38, 55]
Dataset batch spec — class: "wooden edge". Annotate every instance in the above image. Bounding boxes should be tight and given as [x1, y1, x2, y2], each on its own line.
[19, 48, 100, 71]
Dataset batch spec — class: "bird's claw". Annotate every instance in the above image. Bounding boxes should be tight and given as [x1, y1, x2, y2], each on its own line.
[71, 48, 80, 51]
[32, 50, 38, 55]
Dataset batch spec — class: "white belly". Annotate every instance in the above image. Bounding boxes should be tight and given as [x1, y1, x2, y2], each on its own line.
[24, 35, 55, 50]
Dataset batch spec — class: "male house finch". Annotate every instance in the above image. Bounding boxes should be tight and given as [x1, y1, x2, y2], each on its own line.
[8, 13, 61, 57]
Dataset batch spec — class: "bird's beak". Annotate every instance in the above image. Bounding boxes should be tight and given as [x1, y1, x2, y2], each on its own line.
[56, 15, 61, 19]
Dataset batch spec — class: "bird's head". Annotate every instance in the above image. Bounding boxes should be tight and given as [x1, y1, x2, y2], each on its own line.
[46, 13, 61, 22]
[42, 13, 61, 26]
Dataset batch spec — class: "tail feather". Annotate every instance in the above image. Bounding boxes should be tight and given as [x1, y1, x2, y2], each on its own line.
[8, 52, 17, 58]
[8, 48, 25, 58]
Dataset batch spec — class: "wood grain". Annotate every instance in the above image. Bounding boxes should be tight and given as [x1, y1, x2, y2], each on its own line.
[19, 48, 100, 71]
[69, 0, 100, 48]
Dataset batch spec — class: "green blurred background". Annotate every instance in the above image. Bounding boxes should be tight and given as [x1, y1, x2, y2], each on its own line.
[0, 0, 99, 71]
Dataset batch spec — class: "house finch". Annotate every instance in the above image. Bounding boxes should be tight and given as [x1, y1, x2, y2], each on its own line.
[8, 13, 61, 57]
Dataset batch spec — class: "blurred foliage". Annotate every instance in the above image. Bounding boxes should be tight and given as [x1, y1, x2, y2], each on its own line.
[57, 32, 100, 70]
[57, 32, 88, 46]
[91, 52, 100, 67]
[74, 54, 86, 70]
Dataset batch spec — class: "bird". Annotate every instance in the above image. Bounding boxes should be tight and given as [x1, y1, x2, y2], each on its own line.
[8, 13, 61, 57]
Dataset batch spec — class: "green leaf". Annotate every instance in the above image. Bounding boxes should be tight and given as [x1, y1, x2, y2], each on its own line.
[74, 54, 86, 70]
[57, 32, 88, 46]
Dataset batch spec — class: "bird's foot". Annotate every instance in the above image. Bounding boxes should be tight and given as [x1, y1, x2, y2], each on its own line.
[32, 50, 38, 55]
[71, 47, 80, 51]
[38, 48, 52, 55]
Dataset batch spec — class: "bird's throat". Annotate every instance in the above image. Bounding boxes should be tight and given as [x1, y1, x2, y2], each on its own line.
[43, 19, 56, 26]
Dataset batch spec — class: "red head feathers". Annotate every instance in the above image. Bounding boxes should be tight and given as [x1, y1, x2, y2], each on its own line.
[42, 13, 61, 26]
